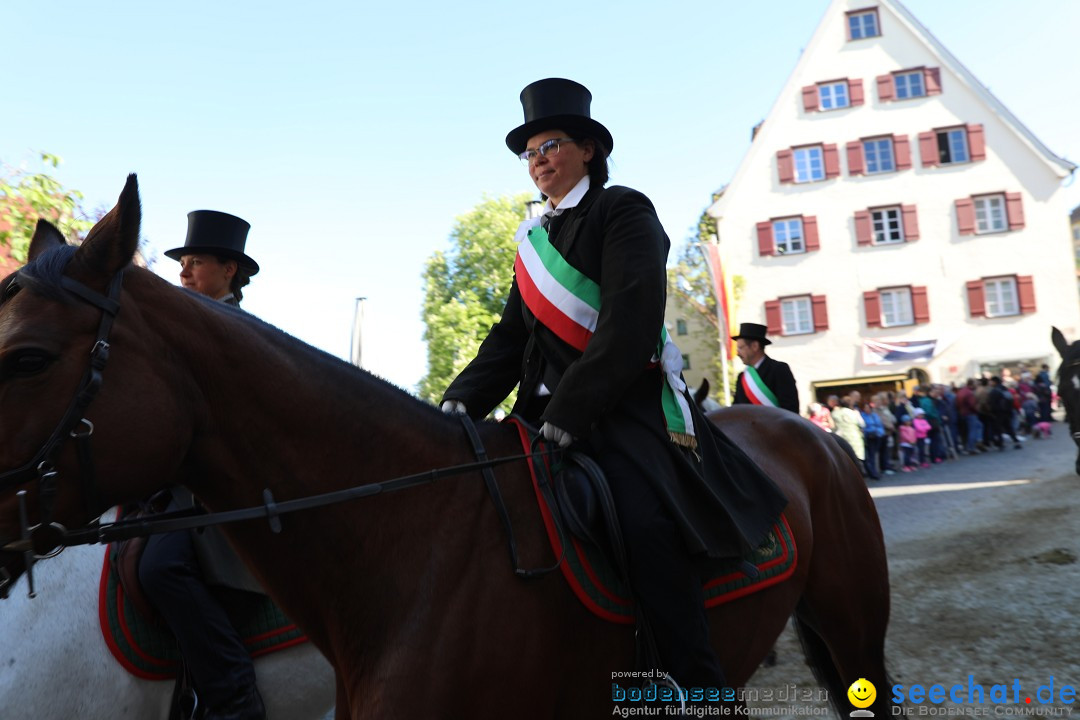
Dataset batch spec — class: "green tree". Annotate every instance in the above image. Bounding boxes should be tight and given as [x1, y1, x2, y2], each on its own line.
[666, 196, 744, 406]
[0, 153, 94, 262]
[418, 192, 535, 410]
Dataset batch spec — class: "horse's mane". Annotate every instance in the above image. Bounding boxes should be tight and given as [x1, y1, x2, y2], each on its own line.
[1, 245, 80, 305]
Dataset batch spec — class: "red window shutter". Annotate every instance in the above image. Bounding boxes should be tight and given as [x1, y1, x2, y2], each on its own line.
[912, 285, 930, 323]
[955, 198, 976, 235]
[823, 144, 840, 179]
[777, 149, 794, 184]
[876, 74, 894, 101]
[846, 141, 865, 175]
[901, 204, 920, 241]
[802, 85, 819, 112]
[919, 131, 938, 167]
[803, 215, 820, 251]
[1017, 275, 1036, 314]
[894, 134, 912, 170]
[864, 291, 882, 328]
[925, 67, 943, 95]
[967, 124, 986, 162]
[757, 221, 776, 256]
[1006, 192, 1025, 230]
[812, 294, 829, 331]
[849, 78, 865, 106]
[765, 300, 783, 335]
[855, 210, 873, 246]
[966, 280, 986, 318]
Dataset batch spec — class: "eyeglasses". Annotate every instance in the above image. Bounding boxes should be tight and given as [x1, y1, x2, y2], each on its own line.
[519, 138, 577, 164]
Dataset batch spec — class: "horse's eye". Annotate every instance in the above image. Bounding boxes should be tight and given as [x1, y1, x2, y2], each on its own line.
[1, 351, 53, 378]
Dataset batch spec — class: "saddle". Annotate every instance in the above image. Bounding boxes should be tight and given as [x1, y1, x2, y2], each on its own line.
[492, 417, 798, 625]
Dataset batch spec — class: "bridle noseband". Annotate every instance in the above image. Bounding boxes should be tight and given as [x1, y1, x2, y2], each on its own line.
[0, 262, 125, 597]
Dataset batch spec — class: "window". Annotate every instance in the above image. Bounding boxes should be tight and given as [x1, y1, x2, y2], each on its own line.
[984, 277, 1019, 317]
[956, 192, 1024, 235]
[865, 286, 929, 327]
[681, 354, 691, 370]
[781, 297, 813, 335]
[863, 137, 895, 174]
[675, 319, 688, 336]
[879, 288, 914, 327]
[974, 194, 1007, 234]
[968, 276, 1035, 318]
[894, 71, 925, 99]
[802, 79, 864, 112]
[855, 205, 919, 246]
[757, 215, 820, 256]
[766, 295, 828, 335]
[920, 124, 984, 167]
[773, 218, 805, 254]
[871, 207, 903, 244]
[793, 146, 824, 183]
[847, 9, 880, 39]
[778, 145, 839, 183]
[878, 67, 941, 102]
[819, 82, 849, 110]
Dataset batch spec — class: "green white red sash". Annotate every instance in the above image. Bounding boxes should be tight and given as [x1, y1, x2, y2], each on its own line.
[515, 225, 696, 448]
[741, 366, 779, 407]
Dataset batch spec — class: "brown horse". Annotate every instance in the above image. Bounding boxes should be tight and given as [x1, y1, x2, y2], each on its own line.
[0, 176, 893, 719]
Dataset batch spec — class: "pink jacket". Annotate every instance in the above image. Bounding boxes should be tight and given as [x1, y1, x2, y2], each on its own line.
[898, 425, 917, 446]
[913, 417, 931, 439]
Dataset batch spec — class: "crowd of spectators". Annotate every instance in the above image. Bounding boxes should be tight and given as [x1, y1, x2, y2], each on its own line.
[806, 365, 1057, 480]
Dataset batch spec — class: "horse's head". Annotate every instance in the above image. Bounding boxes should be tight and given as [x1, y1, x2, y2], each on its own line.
[0, 175, 195, 589]
[1052, 326, 1080, 475]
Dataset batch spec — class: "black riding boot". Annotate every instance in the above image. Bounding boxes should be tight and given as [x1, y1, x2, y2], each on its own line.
[205, 686, 266, 720]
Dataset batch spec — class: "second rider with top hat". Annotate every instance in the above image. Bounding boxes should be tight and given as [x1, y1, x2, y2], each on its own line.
[441, 78, 787, 691]
[731, 322, 800, 414]
[139, 210, 267, 720]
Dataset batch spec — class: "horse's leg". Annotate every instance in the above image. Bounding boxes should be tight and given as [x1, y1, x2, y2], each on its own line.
[793, 461, 892, 715]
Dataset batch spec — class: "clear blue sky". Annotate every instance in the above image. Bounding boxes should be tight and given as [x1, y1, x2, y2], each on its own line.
[4, 1, 1078, 392]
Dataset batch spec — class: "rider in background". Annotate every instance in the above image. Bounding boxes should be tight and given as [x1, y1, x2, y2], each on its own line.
[441, 78, 787, 693]
[139, 210, 266, 720]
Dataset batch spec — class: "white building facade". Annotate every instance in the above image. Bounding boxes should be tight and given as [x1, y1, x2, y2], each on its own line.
[708, 0, 1078, 403]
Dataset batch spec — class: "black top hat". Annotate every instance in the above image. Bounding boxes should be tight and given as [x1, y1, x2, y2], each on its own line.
[505, 78, 614, 156]
[731, 322, 772, 346]
[164, 210, 259, 275]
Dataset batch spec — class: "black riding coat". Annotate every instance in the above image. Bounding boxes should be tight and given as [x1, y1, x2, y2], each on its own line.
[733, 355, 800, 414]
[444, 185, 786, 557]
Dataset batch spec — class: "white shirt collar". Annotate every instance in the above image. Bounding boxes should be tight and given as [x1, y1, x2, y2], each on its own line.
[753, 356, 766, 369]
[543, 175, 591, 217]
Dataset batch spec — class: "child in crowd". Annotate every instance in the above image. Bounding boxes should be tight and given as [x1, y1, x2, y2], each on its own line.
[898, 415, 918, 472]
[912, 408, 932, 468]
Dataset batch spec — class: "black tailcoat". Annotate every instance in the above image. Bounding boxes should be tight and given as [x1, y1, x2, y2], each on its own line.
[733, 355, 800, 414]
[444, 185, 786, 557]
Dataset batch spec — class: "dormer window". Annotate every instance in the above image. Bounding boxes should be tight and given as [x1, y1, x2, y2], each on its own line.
[847, 8, 880, 40]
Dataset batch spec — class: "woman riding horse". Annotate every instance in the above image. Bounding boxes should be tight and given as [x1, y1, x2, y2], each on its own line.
[441, 78, 787, 692]
[139, 210, 266, 720]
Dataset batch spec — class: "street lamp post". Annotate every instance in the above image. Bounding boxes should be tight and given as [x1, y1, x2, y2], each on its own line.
[350, 297, 366, 368]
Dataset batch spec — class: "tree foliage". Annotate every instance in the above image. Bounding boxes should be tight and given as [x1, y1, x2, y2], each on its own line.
[0, 153, 94, 262]
[418, 193, 535, 410]
[665, 194, 745, 405]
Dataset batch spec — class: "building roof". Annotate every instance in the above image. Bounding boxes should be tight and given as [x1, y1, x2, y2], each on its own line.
[709, 0, 1076, 220]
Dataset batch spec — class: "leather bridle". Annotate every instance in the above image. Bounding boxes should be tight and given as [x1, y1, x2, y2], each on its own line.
[0, 259, 125, 596]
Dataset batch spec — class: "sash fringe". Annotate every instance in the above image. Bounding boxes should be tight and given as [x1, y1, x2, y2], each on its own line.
[668, 431, 698, 450]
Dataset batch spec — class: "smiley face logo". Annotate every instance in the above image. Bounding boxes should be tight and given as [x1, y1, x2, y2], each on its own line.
[847, 678, 876, 709]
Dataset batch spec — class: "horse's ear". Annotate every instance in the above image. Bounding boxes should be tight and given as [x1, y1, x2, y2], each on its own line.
[1052, 327, 1071, 360]
[74, 174, 141, 275]
[27, 219, 68, 262]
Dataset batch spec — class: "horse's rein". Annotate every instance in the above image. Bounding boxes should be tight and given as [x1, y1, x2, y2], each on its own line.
[0, 260, 125, 598]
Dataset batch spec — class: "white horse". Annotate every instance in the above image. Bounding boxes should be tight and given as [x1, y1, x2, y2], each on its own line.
[0, 509, 336, 720]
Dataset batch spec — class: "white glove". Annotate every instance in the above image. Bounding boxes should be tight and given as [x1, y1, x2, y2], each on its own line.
[541, 422, 574, 448]
[441, 400, 467, 415]
[660, 340, 684, 375]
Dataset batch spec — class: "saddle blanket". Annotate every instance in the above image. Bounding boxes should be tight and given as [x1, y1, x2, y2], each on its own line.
[98, 542, 308, 680]
[507, 419, 798, 624]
